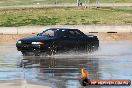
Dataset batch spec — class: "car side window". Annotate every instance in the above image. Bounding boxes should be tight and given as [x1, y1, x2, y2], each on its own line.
[54, 30, 62, 37]
[68, 30, 83, 38]
[42, 30, 54, 37]
[74, 30, 82, 37]
[68, 31, 75, 38]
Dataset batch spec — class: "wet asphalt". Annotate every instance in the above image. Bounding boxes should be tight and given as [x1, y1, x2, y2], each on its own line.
[0, 41, 132, 88]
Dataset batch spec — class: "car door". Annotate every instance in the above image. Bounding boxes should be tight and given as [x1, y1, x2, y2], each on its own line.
[73, 30, 87, 50]
[67, 30, 78, 50]
[58, 30, 78, 51]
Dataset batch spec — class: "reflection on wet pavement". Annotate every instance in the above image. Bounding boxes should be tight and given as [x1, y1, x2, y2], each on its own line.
[0, 41, 132, 88]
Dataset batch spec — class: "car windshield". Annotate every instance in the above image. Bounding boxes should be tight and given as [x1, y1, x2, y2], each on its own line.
[38, 29, 58, 37]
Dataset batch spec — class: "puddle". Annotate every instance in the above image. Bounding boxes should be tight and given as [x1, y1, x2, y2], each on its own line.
[0, 41, 132, 88]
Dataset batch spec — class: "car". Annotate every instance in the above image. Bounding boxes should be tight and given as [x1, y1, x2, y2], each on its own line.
[16, 28, 99, 56]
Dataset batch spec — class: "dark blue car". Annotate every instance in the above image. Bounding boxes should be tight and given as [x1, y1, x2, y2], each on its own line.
[16, 28, 99, 56]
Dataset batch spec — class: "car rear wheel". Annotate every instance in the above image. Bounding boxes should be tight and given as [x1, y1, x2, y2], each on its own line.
[86, 42, 99, 53]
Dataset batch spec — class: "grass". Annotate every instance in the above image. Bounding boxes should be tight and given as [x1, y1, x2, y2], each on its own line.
[0, 7, 131, 27]
[100, 0, 132, 3]
[0, 0, 131, 6]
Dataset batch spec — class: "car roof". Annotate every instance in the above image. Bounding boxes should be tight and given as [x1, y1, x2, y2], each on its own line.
[48, 28, 79, 31]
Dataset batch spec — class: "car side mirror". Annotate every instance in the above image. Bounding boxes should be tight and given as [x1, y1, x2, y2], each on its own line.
[37, 33, 43, 36]
[37, 33, 40, 36]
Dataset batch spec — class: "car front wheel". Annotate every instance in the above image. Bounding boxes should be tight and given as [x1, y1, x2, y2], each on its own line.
[47, 44, 57, 56]
[22, 51, 34, 56]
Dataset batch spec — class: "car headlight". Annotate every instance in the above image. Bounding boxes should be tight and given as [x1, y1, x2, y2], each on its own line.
[32, 42, 44, 45]
[17, 41, 21, 44]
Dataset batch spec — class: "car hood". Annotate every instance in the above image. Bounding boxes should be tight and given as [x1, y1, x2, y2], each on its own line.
[19, 36, 54, 42]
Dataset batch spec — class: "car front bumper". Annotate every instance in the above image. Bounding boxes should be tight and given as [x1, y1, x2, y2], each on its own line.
[16, 43, 48, 52]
